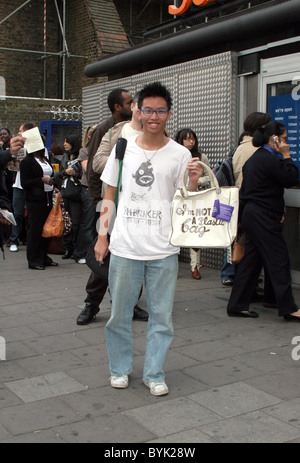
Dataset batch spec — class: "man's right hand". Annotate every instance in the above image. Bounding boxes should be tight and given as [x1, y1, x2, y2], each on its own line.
[10, 136, 26, 156]
[94, 235, 109, 264]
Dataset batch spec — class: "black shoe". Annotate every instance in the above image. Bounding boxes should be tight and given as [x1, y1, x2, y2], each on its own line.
[29, 265, 45, 270]
[228, 310, 259, 318]
[62, 251, 73, 260]
[45, 262, 59, 267]
[133, 305, 148, 321]
[77, 304, 99, 325]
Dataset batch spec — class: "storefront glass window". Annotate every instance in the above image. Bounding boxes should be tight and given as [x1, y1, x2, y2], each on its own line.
[267, 81, 300, 272]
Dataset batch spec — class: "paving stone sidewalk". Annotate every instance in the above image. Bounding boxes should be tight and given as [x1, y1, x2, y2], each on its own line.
[0, 246, 300, 443]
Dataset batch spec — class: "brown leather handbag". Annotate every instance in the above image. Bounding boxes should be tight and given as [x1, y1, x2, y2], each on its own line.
[231, 240, 245, 264]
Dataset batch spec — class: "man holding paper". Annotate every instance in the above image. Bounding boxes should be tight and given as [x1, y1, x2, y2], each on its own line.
[0, 136, 26, 253]
[8, 123, 34, 252]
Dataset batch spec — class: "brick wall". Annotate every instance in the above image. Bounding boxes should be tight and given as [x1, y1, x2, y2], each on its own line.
[0, 0, 59, 98]
[0, 0, 99, 132]
[65, 0, 106, 100]
[0, 0, 170, 131]
[114, 0, 171, 44]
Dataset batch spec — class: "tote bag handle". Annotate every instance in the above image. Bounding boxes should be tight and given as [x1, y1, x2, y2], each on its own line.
[181, 161, 221, 198]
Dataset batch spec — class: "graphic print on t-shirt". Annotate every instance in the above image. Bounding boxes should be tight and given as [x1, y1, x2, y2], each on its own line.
[132, 162, 155, 188]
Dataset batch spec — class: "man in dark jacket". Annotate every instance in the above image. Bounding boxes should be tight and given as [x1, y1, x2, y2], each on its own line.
[0, 137, 26, 252]
[86, 88, 133, 207]
[0, 150, 12, 212]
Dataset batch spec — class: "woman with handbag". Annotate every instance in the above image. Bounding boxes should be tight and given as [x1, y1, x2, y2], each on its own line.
[20, 145, 58, 270]
[56, 134, 85, 262]
[227, 121, 300, 322]
[175, 128, 211, 280]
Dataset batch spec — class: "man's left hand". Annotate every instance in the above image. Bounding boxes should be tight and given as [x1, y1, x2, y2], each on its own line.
[187, 157, 203, 191]
[0, 211, 10, 225]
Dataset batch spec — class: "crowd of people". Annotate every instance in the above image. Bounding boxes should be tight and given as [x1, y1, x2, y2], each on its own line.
[1, 80, 299, 397]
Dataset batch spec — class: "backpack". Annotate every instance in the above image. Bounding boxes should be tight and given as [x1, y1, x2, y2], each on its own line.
[214, 147, 237, 187]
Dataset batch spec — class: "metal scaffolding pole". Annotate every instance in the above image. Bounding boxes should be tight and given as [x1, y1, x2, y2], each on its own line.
[44, 0, 47, 98]
[0, 0, 32, 25]
[54, 0, 68, 100]
[0, 0, 87, 100]
[0, 47, 86, 59]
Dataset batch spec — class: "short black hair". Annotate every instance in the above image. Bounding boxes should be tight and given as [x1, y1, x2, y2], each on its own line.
[138, 82, 172, 110]
[252, 121, 286, 147]
[21, 123, 34, 132]
[107, 88, 130, 114]
[243, 112, 272, 136]
[0, 128, 11, 134]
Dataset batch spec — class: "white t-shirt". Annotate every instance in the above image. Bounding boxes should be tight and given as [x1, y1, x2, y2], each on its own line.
[101, 136, 191, 260]
[13, 148, 49, 190]
[121, 123, 141, 139]
[35, 158, 54, 192]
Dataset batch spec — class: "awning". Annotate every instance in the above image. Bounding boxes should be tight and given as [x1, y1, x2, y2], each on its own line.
[85, 0, 300, 77]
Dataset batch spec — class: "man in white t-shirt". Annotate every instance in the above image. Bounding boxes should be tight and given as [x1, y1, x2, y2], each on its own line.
[95, 82, 203, 396]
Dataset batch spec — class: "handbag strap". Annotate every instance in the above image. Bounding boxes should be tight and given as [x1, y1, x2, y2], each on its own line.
[181, 160, 221, 198]
[115, 159, 123, 207]
[115, 137, 127, 207]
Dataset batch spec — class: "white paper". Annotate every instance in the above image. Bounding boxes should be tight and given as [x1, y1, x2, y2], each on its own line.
[0, 209, 17, 226]
[22, 127, 44, 154]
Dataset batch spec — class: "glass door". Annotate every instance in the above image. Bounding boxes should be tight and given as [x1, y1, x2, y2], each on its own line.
[260, 54, 300, 281]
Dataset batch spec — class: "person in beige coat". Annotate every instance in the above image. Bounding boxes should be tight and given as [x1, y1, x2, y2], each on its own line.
[93, 92, 142, 176]
[233, 112, 272, 188]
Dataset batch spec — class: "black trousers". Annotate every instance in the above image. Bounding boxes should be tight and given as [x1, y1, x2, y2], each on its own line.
[26, 193, 53, 267]
[227, 203, 297, 317]
[84, 270, 108, 307]
[84, 270, 144, 310]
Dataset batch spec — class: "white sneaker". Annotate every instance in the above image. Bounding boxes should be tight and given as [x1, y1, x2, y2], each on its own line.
[143, 379, 169, 396]
[110, 375, 129, 389]
[10, 244, 18, 252]
[77, 258, 86, 264]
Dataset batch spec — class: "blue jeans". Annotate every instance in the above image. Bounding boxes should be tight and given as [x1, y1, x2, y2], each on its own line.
[221, 249, 235, 282]
[106, 253, 178, 382]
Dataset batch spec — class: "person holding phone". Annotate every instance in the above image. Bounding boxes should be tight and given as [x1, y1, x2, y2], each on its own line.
[227, 121, 300, 322]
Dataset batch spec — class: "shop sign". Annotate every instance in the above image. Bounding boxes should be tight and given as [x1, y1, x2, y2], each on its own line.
[268, 93, 300, 179]
[169, 0, 217, 16]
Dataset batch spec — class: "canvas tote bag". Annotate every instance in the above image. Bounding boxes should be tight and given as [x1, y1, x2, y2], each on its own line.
[170, 161, 239, 248]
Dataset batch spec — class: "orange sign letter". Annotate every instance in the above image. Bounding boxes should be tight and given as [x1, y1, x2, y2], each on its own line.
[193, 0, 215, 6]
[169, 0, 217, 15]
[169, 0, 192, 16]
